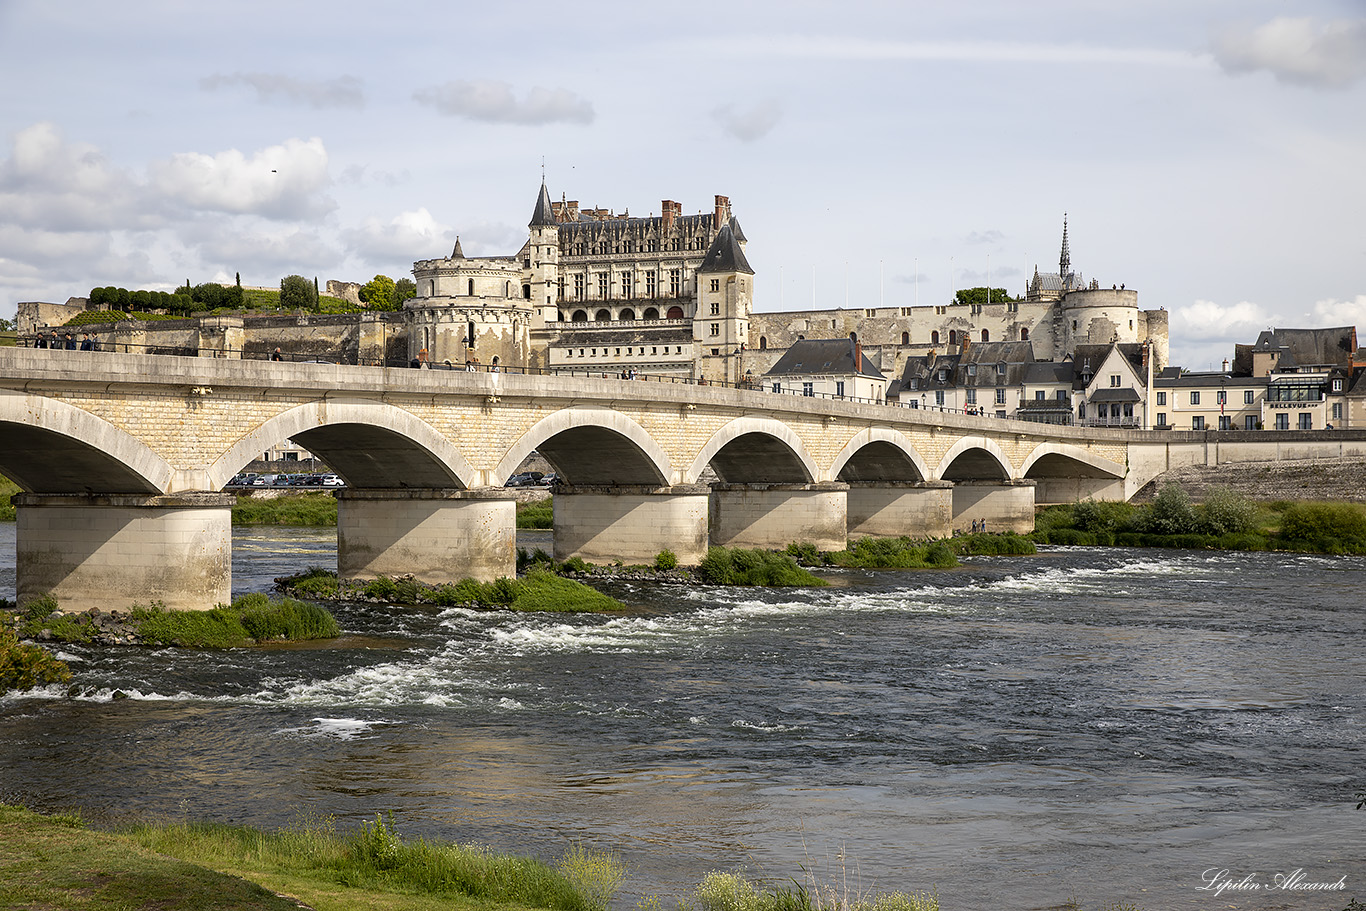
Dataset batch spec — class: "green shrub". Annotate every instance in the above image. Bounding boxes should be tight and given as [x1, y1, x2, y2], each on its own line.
[1072, 499, 1135, 533]
[1278, 501, 1366, 545]
[0, 627, 72, 692]
[696, 547, 826, 587]
[238, 595, 340, 641]
[952, 532, 1036, 556]
[823, 536, 960, 569]
[1199, 486, 1256, 535]
[362, 576, 399, 600]
[784, 542, 827, 566]
[654, 549, 678, 570]
[1137, 483, 1199, 535]
[130, 603, 250, 648]
[514, 570, 623, 612]
[0, 473, 19, 522]
[560, 556, 590, 574]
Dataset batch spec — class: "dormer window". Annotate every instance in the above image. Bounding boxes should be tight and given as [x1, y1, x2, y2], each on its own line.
[938, 369, 948, 383]
[997, 362, 1006, 375]
[967, 365, 976, 376]
[1333, 378, 1344, 392]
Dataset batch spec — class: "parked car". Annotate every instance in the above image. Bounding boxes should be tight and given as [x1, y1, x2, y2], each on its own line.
[252, 475, 278, 487]
[536, 473, 558, 488]
[319, 474, 345, 488]
[504, 471, 545, 487]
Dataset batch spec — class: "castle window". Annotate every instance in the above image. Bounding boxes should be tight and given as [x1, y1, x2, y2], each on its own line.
[1021, 328, 1029, 340]
[620, 309, 636, 321]
[981, 329, 989, 342]
[1072, 320, 1078, 330]
[710, 323, 720, 336]
[931, 331, 940, 345]
[428, 280, 435, 296]
[1110, 374, 1121, 387]
[522, 284, 531, 300]
[759, 337, 767, 350]
[505, 281, 511, 297]
[669, 269, 681, 296]
[467, 320, 475, 347]
[948, 330, 956, 346]
[710, 279, 720, 292]
[901, 331, 909, 345]
[622, 273, 634, 298]
[468, 279, 475, 296]
[644, 307, 659, 319]
[597, 272, 609, 299]
[710, 302, 720, 316]
[574, 274, 585, 299]
[667, 306, 684, 319]
[596, 309, 611, 322]
[646, 271, 657, 297]
[572, 310, 588, 322]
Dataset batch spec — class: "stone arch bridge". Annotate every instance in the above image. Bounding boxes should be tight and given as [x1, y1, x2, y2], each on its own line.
[4, 349, 1363, 610]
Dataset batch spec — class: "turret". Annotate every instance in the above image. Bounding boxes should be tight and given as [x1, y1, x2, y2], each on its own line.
[694, 224, 754, 384]
[525, 178, 561, 326]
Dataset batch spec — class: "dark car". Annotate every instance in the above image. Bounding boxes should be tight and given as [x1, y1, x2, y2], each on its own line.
[504, 471, 545, 487]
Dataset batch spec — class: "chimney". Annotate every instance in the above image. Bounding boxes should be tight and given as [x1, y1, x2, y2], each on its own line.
[1142, 346, 1149, 368]
[1222, 358, 1230, 373]
[662, 200, 678, 232]
[853, 339, 863, 375]
[714, 195, 730, 227]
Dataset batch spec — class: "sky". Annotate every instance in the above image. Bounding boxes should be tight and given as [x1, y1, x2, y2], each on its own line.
[1, 0, 1364, 370]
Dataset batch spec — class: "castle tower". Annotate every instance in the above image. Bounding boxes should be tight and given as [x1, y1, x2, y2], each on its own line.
[694, 223, 754, 384]
[525, 178, 561, 328]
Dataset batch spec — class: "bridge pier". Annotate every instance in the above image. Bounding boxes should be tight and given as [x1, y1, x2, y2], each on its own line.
[709, 482, 848, 552]
[1031, 476, 1127, 505]
[553, 484, 710, 565]
[14, 493, 234, 611]
[337, 489, 516, 584]
[846, 481, 954, 539]
[950, 480, 1036, 533]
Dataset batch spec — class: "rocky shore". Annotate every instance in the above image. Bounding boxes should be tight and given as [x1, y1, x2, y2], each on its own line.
[1132, 456, 1366, 503]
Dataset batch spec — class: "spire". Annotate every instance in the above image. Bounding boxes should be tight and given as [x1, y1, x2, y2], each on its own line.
[451, 236, 464, 259]
[529, 178, 557, 228]
[1059, 213, 1071, 279]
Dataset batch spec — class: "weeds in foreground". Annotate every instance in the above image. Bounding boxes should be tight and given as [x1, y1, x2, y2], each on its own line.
[0, 627, 72, 692]
[697, 547, 825, 586]
[692, 870, 938, 911]
[125, 812, 621, 911]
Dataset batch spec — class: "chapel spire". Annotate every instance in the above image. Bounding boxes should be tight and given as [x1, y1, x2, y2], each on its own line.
[1059, 213, 1071, 279]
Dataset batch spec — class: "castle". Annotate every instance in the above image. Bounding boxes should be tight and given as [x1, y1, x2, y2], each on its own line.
[403, 182, 1169, 383]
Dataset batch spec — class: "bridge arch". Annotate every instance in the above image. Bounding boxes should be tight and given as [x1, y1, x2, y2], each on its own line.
[496, 407, 672, 486]
[206, 398, 477, 490]
[1020, 443, 1125, 480]
[0, 390, 173, 494]
[1021, 442, 1128, 504]
[830, 428, 932, 483]
[686, 417, 818, 484]
[935, 436, 1015, 481]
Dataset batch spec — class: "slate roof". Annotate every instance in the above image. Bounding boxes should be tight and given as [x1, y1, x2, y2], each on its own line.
[1250, 327, 1357, 369]
[728, 216, 747, 244]
[698, 224, 754, 275]
[765, 338, 883, 378]
[529, 181, 557, 228]
[1023, 360, 1074, 385]
[1071, 343, 1147, 390]
[1088, 388, 1142, 403]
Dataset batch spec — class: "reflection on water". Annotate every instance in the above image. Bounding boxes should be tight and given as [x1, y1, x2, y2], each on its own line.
[1, 522, 1364, 910]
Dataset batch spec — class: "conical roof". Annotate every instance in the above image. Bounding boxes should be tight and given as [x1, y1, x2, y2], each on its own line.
[451, 237, 465, 259]
[728, 215, 747, 244]
[698, 224, 754, 274]
[529, 179, 557, 227]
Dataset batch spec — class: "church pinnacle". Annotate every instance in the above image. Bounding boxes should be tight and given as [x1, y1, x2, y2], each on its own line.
[1059, 213, 1071, 279]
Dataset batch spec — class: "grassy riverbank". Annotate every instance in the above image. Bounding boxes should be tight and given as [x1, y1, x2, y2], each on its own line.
[1034, 486, 1366, 554]
[278, 566, 626, 612]
[0, 804, 624, 911]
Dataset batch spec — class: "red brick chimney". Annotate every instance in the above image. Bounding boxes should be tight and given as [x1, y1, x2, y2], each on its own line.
[662, 200, 679, 232]
[714, 195, 730, 227]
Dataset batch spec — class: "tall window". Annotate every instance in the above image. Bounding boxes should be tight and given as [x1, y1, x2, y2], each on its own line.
[1245, 390, 1255, 404]
[621, 273, 634, 298]
[597, 272, 609, 299]
[995, 388, 1006, 405]
[803, 382, 814, 397]
[948, 330, 957, 346]
[1276, 413, 1289, 430]
[645, 271, 657, 297]
[709, 323, 719, 336]
[836, 381, 845, 398]
[1110, 374, 1121, 387]
[1193, 416, 1205, 430]
[1219, 415, 1231, 430]
[981, 329, 989, 342]
[901, 331, 909, 345]
[1157, 392, 1166, 405]
[1216, 390, 1227, 405]
[931, 331, 940, 345]
[669, 269, 681, 296]
[573, 274, 585, 300]
[1299, 412, 1313, 430]
[1190, 391, 1200, 405]
[709, 279, 720, 292]
[935, 390, 945, 406]
[710, 302, 720, 316]
[966, 389, 977, 405]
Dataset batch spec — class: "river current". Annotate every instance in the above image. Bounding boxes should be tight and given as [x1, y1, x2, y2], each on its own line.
[0, 522, 1362, 910]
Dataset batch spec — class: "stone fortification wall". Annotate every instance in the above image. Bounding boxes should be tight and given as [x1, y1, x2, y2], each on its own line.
[1132, 455, 1366, 503]
[17, 299, 88, 334]
[327, 280, 363, 305]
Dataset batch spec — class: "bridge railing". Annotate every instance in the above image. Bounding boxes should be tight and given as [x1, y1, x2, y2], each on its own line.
[12, 335, 1022, 418]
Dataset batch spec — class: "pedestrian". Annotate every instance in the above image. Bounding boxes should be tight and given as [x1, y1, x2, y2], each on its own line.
[271, 347, 284, 362]
[80, 333, 94, 351]
[64, 332, 77, 350]
[36, 333, 48, 349]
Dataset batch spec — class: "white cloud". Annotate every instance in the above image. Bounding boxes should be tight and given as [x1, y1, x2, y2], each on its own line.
[148, 137, 335, 220]
[200, 72, 366, 109]
[1171, 298, 1272, 343]
[1311, 294, 1366, 328]
[413, 80, 594, 125]
[342, 207, 453, 262]
[0, 122, 147, 230]
[695, 35, 1209, 69]
[712, 99, 782, 142]
[1212, 17, 1366, 88]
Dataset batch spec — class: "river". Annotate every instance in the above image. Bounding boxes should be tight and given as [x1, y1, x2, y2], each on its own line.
[0, 522, 1362, 910]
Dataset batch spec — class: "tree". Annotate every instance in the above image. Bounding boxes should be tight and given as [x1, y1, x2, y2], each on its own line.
[954, 287, 1015, 307]
[280, 274, 314, 311]
[394, 278, 416, 305]
[360, 274, 397, 311]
